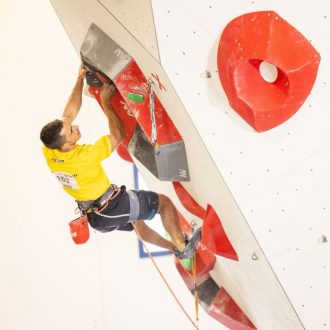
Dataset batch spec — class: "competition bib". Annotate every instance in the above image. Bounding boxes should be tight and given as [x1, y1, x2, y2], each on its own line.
[53, 171, 80, 190]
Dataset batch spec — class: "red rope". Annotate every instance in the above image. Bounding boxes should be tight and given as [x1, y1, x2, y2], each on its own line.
[132, 223, 198, 329]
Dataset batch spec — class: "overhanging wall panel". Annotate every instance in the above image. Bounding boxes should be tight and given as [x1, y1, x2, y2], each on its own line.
[97, 0, 160, 61]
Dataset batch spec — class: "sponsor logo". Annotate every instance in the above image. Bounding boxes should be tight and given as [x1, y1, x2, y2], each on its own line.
[179, 169, 188, 178]
[151, 73, 166, 91]
[121, 74, 132, 81]
[128, 83, 148, 95]
[114, 48, 130, 61]
[51, 158, 64, 163]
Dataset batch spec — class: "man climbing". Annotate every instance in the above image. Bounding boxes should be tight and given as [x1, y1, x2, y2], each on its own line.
[40, 65, 200, 259]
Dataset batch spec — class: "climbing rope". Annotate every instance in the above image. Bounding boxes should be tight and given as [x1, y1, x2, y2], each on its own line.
[132, 222, 198, 329]
[148, 79, 160, 152]
[192, 252, 200, 329]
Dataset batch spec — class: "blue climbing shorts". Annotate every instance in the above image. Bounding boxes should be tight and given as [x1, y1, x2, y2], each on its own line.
[87, 186, 159, 233]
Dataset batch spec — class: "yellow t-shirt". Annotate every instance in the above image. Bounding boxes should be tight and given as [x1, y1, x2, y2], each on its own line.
[42, 136, 112, 201]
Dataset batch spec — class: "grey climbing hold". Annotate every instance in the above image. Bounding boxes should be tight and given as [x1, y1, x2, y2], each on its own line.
[318, 235, 328, 243]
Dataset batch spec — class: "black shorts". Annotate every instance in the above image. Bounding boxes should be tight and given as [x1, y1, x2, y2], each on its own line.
[87, 186, 159, 233]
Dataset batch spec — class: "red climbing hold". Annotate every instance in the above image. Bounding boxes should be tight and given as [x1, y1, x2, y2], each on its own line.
[217, 11, 320, 131]
[173, 182, 206, 219]
[114, 60, 182, 145]
[175, 246, 216, 291]
[209, 288, 256, 330]
[202, 204, 238, 261]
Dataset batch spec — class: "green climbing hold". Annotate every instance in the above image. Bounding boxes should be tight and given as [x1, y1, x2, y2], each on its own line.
[127, 92, 144, 103]
[180, 258, 193, 270]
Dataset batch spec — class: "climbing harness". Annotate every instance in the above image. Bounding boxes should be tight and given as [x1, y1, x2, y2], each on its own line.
[69, 185, 121, 244]
[76, 184, 121, 214]
[95, 184, 121, 213]
[133, 222, 199, 329]
[148, 79, 160, 153]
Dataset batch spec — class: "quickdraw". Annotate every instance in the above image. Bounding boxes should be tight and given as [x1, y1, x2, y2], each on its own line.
[191, 220, 200, 329]
[148, 79, 160, 153]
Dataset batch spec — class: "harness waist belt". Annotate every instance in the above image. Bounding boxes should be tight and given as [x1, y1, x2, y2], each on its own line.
[76, 186, 115, 211]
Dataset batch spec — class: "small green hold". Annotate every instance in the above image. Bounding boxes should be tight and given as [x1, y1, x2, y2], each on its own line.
[127, 92, 144, 103]
[180, 258, 193, 270]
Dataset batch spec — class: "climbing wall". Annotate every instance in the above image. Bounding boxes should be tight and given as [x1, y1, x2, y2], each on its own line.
[151, 2, 329, 329]
[49, 0, 330, 329]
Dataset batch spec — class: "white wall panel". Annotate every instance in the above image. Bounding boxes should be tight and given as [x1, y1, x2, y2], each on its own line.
[152, 1, 330, 329]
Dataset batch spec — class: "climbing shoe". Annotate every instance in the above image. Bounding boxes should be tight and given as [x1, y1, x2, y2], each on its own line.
[173, 227, 202, 260]
[181, 227, 202, 259]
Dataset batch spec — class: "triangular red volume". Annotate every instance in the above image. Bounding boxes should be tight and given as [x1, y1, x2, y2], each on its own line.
[209, 288, 256, 329]
[202, 204, 238, 261]
[173, 182, 206, 219]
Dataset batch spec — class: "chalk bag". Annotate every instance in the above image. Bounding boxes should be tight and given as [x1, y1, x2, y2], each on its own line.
[69, 215, 90, 244]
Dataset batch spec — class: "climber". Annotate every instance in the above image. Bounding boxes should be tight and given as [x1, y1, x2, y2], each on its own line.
[40, 65, 201, 259]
